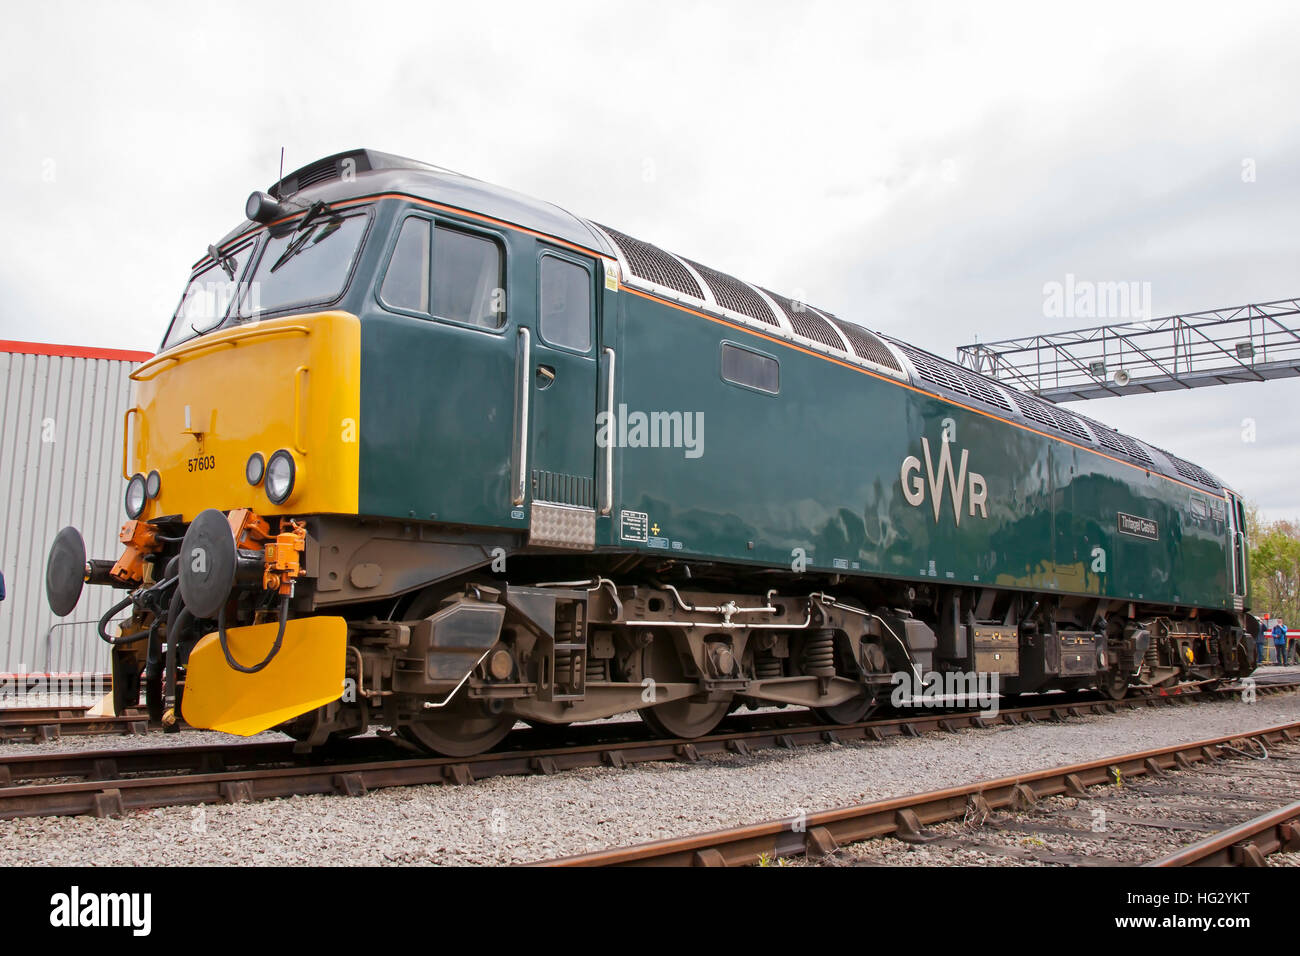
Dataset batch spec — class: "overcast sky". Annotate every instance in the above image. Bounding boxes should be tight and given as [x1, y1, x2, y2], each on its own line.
[2, 1, 1297, 518]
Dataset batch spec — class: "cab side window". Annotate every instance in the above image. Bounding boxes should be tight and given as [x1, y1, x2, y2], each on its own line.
[380, 218, 430, 312]
[539, 255, 591, 351]
[379, 216, 505, 329]
[434, 228, 503, 329]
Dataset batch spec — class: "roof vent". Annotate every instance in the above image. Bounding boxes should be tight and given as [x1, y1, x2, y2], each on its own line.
[1009, 389, 1092, 443]
[760, 289, 845, 351]
[889, 340, 1013, 412]
[594, 224, 704, 300]
[268, 149, 446, 199]
[679, 258, 778, 326]
[823, 317, 902, 373]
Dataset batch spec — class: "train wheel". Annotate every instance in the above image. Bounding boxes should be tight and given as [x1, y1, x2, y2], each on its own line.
[399, 696, 514, 757]
[813, 693, 878, 725]
[390, 583, 515, 755]
[279, 705, 364, 747]
[631, 627, 732, 739]
[1098, 669, 1129, 700]
[640, 698, 732, 739]
[522, 719, 572, 731]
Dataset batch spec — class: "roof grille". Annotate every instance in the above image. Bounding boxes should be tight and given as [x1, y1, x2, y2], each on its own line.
[680, 258, 779, 326]
[1114, 434, 1153, 467]
[594, 224, 703, 300]
[295, 158, 340, 191]
[1075, 414, 1157, 467]
[269, 149, 452, 199]
[891, 341, 1014, 413]
[824, 317, 902, 372]
[760, 289, 845, 351]
[1009, 390, 1092, 442]
[1091, 426, 1129, 457]
[1152, 446, 1221, 489]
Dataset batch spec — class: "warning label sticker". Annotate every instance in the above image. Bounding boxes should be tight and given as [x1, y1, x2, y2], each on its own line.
[620, 510, 648, 543]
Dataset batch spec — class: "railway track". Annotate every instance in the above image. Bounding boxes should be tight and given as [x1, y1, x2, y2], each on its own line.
[1147, 799, 1300, 866]
[0, 678, 1293, 821]
[0, 672, 1290, 748]
[536, 719, 1300, 867]
[0, 705, 151, 743]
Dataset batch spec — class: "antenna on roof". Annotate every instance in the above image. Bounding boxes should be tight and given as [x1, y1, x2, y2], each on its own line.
[279, 146, 285, 184]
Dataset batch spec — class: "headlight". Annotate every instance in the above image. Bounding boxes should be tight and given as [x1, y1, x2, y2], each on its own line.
[125, 474, 147, 518]
[145, 470, 161, 499]
[246, 452, 265, 486]
[265, 450, 296, 504]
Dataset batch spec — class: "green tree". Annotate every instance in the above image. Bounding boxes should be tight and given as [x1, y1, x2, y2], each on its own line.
[1247, 504, 1300, 626]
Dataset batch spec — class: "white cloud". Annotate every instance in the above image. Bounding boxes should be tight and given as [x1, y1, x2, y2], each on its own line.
[1, 0, 1296, 516]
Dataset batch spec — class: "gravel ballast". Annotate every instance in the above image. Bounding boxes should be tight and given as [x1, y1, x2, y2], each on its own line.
[1, 690, 1298, 866]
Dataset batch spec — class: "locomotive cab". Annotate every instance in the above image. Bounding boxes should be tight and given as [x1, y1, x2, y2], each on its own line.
[44, 150, 613, 747]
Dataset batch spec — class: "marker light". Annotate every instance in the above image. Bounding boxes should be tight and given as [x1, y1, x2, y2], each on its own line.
[246, 452, 265, 486]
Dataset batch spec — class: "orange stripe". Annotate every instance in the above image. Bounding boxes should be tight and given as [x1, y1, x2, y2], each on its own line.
[625, 287, 1226, 500]
[1, 340, 153, 362]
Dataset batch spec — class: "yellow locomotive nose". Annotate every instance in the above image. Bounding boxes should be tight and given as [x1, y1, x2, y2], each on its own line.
[124, 312, 362, 522]
[98, 312, 363, 734]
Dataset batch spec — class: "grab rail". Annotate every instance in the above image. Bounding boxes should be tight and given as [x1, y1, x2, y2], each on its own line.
[121, 407, 141, 479]
[513, 328, 531, 506]
[601, 347, 616, 515]
[131, 324, 311, 382]
[293, 366, 309, 455]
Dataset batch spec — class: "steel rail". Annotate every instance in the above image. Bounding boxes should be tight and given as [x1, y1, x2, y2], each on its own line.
[1145, 800, 1300, 867]
[534, 719, 1300, 867]
[0, 705, 93, 720]
[0, 707, 151, 743]
[0, 680, 1292, 821]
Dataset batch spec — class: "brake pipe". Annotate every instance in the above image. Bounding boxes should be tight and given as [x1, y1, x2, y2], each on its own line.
[216, 594, 290, 674]
[96, 575, 178, 646]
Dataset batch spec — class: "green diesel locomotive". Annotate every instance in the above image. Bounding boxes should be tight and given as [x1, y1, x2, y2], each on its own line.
[45, 149, 1256, 755]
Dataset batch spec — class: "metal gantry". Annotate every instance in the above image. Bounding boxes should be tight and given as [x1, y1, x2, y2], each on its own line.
[956, 297, 1300, 402]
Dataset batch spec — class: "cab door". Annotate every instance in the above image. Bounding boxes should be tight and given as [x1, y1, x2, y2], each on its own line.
[524, 248, 600, 549]
[1226, 492, 1247, 609]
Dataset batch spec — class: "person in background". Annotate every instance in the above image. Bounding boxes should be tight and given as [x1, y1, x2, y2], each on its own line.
[1257, 622, 1271, 665]
[1276, 620, 1295, 666]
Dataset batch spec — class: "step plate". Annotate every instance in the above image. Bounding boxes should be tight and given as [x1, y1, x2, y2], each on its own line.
[529, 501, 596, 551]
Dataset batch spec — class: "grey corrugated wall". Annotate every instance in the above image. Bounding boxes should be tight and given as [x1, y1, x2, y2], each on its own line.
[0, 349, 141, 674]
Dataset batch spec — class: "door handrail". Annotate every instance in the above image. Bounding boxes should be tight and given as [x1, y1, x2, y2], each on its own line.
[513, 328, 532, 506]
[601, 346, 616, 515]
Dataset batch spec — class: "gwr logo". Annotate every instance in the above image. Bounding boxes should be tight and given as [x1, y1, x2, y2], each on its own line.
[900, 437, 988, 525]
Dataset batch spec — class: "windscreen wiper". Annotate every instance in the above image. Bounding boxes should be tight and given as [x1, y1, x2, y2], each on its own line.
[268, 201, 332, 274]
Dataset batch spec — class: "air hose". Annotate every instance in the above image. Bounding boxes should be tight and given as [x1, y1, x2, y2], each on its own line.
[96, 575, 179, 646]
[216, 594, 290, 674]
[162, 585, 195, 711]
